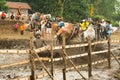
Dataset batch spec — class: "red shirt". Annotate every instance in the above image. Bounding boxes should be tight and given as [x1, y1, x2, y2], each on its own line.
[1, 13, 6, 17]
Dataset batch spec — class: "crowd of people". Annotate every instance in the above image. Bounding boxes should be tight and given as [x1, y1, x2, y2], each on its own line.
[90, 19, 113, 40]
[19, 12, 114, 41]
[0, 11, 28, 21]
[0, 11, 114, 44]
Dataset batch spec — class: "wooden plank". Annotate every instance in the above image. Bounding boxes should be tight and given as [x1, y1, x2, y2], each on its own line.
[111, 40, 120, 43]
[0, 58, 49, 69]
[34, 45, 51, 53]
[0, 60, 30, 69]
[0, 49, 29, 54]
[91, 40, 108, 45]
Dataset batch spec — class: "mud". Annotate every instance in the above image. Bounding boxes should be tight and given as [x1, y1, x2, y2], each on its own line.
[0, 39, 29, 49]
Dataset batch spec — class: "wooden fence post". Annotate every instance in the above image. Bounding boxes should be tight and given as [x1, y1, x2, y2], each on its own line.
[29, 32, 36, 80]
[108, 36, 111, 68]
[62, 37, 67, 80]
[87, 37, 92, 78]
[51, 32, 54, 79]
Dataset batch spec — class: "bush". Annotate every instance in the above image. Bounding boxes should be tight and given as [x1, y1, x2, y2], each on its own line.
[111, 20, 119, 27]
[92, 15, 106, 20]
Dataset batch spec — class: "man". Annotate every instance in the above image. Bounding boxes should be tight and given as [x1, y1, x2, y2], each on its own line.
[34, 34, 46, 48]
[58, 17, 64, 28]
[20, 24, 25, 35]
[80, 19, 89, 31]
[105, 21, 113, 39]
[45, 17, 52, 39]
[1, 12, 6, 19]
[10, 12, 14, 20]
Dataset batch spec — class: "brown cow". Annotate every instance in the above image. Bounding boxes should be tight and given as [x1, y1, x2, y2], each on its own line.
[55, 23, 74, 44]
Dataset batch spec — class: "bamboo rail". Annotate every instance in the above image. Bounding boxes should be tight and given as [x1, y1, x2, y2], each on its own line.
[0, 49, 29, 54]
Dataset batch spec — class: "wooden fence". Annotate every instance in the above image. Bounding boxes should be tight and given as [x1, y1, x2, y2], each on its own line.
[0, 38, 120, 80]
[0, 40, 119, 54]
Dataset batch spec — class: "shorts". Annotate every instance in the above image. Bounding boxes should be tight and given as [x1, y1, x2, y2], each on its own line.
[46, 28, 52, 33]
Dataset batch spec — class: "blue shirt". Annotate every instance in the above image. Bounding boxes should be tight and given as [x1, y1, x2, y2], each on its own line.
[106, 24, 113, 35]
[58, 21, 64, 28]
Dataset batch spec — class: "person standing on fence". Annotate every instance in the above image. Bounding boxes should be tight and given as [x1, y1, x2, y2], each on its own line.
[20, 23, 25, 35]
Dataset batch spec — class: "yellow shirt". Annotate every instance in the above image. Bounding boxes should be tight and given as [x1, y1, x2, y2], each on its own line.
[80, 21, 89, 31]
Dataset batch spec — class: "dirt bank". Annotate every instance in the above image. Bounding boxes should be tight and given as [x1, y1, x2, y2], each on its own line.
[0, 39, 29, 49]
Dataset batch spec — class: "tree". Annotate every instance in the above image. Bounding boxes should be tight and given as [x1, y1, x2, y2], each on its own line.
[7, 0, 89, 22]
[93, 0, 117, 19]
[0, 0, 9, 12]
[63, 0, 89, 22]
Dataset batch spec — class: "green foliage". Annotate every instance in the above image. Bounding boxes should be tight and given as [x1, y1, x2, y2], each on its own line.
[63, 0, 89, 22]
[7, 0, 119, 23]
[111, 20, 119, 27]
[0, 0, 9, 12]
[92, 15, 105, 20]
[93, 0, 117, 20]
[7, 0, 89, 22]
